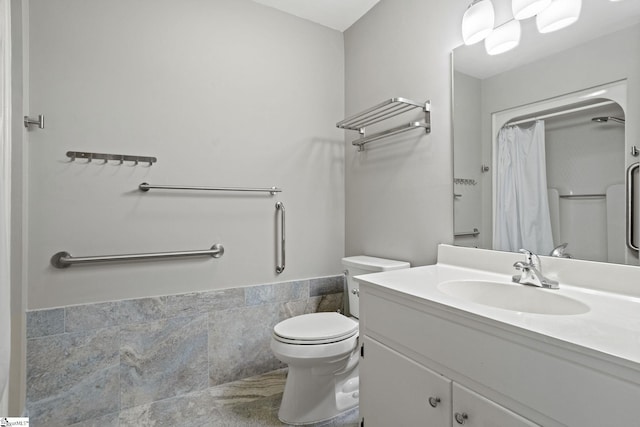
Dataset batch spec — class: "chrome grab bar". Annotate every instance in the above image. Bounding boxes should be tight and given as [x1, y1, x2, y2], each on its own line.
[51, 244, 224, 269]
[627, 162, 639, 252]
[139, 183, 281, 195]
[454, 228, 480, 237]
[276, 202, 285, 274]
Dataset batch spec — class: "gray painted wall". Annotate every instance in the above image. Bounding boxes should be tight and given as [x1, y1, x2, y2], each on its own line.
[9, 0, 25, 415]
[25, 0, 345, 309]
[343, 0, 461, 267]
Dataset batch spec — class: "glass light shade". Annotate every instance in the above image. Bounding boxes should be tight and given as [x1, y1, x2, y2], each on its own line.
[536, 0, 581, 33]
[462, 0, 495, 45]
[485, 20, 521, 55]
[512, 0, 552, 20]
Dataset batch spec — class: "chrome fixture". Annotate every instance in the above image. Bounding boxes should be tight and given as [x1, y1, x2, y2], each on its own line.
[275, 202, 285, 274]
[454, 228, 480, 237]
[512, 249, 559, 289]
[139, 183, 281, 195]
[549, 243, 572, 258]
[336, 98, 431, 152]
[24, 114, 44, 129]
[627, 162, 639, 252]
[67, 151, 157, 166]
[591, 116, 625, 124]
[51, 243, 224, 269]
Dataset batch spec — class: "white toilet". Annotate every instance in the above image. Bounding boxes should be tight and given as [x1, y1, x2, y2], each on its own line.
[271, 256, 410, 425]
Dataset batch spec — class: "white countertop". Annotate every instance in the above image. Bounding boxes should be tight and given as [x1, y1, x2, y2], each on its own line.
[356, 262, 640, 370]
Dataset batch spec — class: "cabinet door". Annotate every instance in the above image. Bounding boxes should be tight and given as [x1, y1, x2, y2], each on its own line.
[360, 338, 452, 427]
[452, 383, 540, 427]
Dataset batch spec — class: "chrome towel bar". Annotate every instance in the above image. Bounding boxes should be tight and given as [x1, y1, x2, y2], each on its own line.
[51, 244, 224, 269]
[276, 202, 285, 274]
[139, 183, 281, 195]
[454, 228, 480, 237]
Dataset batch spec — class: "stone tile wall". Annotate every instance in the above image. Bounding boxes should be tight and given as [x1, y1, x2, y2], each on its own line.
[25, 275, 344, 426]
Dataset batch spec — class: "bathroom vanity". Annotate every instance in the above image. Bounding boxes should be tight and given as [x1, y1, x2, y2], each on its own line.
[356, 245, 640, 427]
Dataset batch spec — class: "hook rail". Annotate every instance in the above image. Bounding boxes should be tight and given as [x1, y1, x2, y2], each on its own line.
[67, 151, 157, 166]
[51, 244, 224, 268]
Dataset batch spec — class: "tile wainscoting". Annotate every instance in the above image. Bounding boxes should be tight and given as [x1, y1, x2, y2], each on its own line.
[26, 275, 345, 426]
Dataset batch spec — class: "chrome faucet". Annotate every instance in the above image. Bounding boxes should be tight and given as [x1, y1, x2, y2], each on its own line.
[549, 243, 572, 258]
[512, 249, 559, 289]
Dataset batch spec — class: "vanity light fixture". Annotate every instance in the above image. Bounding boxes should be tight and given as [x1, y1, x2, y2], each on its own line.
[512, 0, 551, 20]
[536, 0, 582, 33]
[485, 19, 521, 55]
[462, 0, 495, 45]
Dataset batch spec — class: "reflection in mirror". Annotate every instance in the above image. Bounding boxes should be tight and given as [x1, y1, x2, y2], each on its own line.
[452, 0, 640, 265]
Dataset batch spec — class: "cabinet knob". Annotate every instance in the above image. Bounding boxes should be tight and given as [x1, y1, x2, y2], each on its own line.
[351, 289, 360, 296]
[455, 412, 468, 425]
[428, 397, 441, 408]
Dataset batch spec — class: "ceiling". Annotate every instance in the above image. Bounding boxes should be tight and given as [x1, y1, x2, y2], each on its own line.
[251, 0, 381, 32]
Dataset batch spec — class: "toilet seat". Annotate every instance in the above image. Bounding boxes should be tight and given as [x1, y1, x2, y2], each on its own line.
[273, 312, 358, 345]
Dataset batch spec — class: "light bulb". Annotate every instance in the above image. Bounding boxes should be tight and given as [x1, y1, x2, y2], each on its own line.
[536, 0, 581, 33]
[512, 0, 552, 20]
[462, 0, 495, 45]
[485, 20, 521, 55]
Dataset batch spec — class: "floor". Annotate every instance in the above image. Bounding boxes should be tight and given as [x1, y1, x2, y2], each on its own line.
[119, 368, 361, 427]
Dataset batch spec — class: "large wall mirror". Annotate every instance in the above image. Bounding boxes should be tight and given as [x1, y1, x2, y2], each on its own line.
[452, 0, 640, 265]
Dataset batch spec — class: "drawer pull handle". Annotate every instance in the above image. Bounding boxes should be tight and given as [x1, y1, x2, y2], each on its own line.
[428, 397, 441, 408]
[455, 412, 468, 424]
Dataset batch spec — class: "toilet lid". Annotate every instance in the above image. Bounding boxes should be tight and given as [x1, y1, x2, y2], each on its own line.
[273, 312, 358, 344]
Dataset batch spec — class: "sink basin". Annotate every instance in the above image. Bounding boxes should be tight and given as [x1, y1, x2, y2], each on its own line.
[437, 280, 590, 315]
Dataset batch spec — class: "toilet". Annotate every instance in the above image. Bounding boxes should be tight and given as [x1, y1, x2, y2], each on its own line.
[271, 256, 410, 425]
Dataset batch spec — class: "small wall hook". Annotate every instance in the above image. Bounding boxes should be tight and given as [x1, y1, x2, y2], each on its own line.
[24, 114, 45, 129]
[632, 146, 639, 157]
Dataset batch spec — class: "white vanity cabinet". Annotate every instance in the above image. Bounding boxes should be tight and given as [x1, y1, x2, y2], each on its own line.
[361, 337, 538, 427]
[357, 271, 640, 427]
[360, 338, 452, 426]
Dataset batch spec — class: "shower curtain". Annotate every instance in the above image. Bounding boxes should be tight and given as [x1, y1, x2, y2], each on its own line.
[494, 120, 554, 255]
[0, 0, 11, 414]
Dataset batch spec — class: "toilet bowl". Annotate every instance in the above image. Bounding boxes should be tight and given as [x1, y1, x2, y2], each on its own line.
[271, 256, 410, 425]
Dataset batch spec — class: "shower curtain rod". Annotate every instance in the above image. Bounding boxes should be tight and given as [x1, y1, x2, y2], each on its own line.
[506, 100, 615, 127]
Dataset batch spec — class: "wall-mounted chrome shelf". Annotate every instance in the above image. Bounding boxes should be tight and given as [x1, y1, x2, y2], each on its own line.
[337, 97, 431, 151]
[67, 151, 157, 166]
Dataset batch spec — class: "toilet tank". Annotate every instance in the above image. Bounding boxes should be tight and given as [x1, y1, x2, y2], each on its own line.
[341, 256, 410, 318]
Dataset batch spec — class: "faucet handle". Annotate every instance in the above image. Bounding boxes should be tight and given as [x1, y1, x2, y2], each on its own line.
[518, 249, 533, 264]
